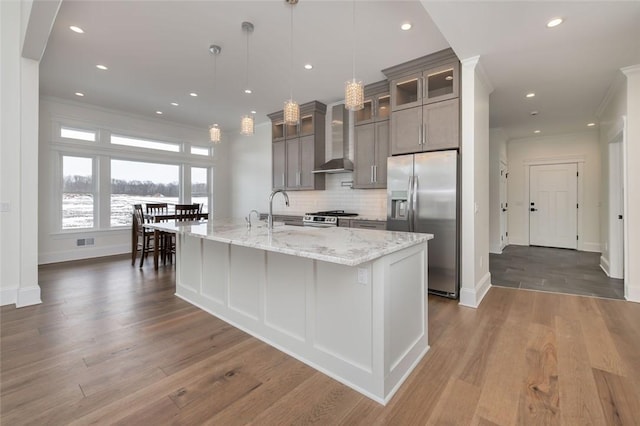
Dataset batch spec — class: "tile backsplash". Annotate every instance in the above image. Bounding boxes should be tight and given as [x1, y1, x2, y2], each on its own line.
[271, 174, 387, 220]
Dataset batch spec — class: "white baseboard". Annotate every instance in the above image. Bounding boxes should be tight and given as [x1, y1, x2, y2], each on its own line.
[459, 272, 491, 309]
[507, 239, 528, 246]
[600, 255, 611, 277]
[0, 286, 18, 306]
[1, 285, 42, 307]
[39, 244, 129, 265]
[489, 245, 502, 255]
[17, 286, 41, 307]
[581, 242, 601, 253]
[626, 285, 640, 303]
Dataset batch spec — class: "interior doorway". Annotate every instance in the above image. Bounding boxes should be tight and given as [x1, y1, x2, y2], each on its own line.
[608, 138, 624, 279]
[529, 163, 578, 249]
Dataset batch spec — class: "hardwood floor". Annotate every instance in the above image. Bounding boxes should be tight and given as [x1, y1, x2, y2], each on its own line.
[490, 245, 625, 300]
[2, 255, 639, 425]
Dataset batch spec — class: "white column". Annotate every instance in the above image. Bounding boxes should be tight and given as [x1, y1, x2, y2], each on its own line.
[621, 65, 640, 302]
[459, 56, 493, 308]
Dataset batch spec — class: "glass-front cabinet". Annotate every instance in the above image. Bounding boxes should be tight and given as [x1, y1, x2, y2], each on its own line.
[390, 61, 459, 111]
[267, 101, 326, 191]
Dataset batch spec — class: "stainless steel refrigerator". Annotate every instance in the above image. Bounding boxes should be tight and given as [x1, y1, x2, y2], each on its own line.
[386, 150, 459, 298]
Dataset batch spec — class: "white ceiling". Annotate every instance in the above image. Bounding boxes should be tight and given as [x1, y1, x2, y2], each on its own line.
[40, 1, 640, 141]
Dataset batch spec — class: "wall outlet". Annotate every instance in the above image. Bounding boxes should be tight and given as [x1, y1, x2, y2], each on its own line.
[77, 238, 95, 247]
[357, 268, 369, 285]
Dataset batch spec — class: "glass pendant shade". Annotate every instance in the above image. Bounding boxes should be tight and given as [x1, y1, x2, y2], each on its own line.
[240, 115, 254, 135]
[209, 124, 221, 143]
[345, 79, 364, 111]
[284, 100, 299, 125]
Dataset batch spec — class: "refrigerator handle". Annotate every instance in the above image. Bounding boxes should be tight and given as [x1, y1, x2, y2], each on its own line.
[408, 176, 414, 232]
[412, 175, 419, 232]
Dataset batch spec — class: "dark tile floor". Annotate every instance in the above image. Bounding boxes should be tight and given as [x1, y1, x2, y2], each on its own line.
[490, 245, 625, 300]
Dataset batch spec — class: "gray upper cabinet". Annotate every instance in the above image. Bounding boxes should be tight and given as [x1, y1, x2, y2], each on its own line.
[354, 81, 390, 189]
[268, 101, 326, 191]
[390, 62, 459, 112]
[272, 140, 286, 189]
[383, 48, 460, 156]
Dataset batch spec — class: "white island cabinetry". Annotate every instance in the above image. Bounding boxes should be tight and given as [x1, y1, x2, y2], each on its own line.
[153, 221, 432, 404]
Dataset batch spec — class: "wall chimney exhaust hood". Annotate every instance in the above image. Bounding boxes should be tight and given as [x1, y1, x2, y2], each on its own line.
[312, 104, 353, 174]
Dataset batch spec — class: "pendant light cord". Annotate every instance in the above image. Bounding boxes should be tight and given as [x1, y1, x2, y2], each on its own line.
[352, 0, 356, 81]
[289, 3, 294, 100]
[245, 29, 250, 90]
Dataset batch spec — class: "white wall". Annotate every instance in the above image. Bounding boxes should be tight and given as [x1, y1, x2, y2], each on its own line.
[459, 56, 492, 308]
[506, 131, 601, 252]
[489, 128, 507, 253]
[621, 65, 640, 302]
[0, 0, 42, 307]
[38, 98, 229, 264]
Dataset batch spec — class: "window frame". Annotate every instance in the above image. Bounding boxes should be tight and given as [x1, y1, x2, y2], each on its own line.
[50, 117, 215, 234]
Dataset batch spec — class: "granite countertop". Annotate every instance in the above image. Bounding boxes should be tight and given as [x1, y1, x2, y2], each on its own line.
[147, 219, 432, 267]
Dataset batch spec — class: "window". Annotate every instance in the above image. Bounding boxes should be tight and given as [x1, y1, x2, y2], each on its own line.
[191, 146, 210, 156]
[61, 126, 96, 142]
[191, 167, 209, 213]
[110, 160, 179, 226]
[111, 134, 180, 152]
[62, 156, 94, 229]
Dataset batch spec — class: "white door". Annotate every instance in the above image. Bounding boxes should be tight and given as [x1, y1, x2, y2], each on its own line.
[609, 140, 624, 278]
[500, 163, 508, 249]
[529, 163, 578, 249]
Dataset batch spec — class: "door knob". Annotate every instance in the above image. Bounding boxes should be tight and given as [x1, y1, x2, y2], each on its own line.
[530, 208, 538, 212]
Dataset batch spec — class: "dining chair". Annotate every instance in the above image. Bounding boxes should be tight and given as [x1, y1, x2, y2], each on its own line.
[145, 202, 168, 215]
[175, 203, 200, 221]
[132, 204, 155, 267]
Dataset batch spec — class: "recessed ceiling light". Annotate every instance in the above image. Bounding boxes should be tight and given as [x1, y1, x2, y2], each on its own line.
[190, 92, 198, 97]
[251, 110, 257, 114]
[96, 64, 108, 70]
[75, 92, 84, 97]
[170, 102, 179, 106]
[304, 64, 313, 70]
[401, 23, 412, 31]
[244, 89, 252, 94]
[587, 122, 596, 127]
[69, 26, 84, 34]
[526, 92, 535, 98]
[534, 130, 541, 134]
[445, 75, 453, 81]
[156, 111, 163, 115]
[530, 111, 539, 116]
[546, 17, 563, 28]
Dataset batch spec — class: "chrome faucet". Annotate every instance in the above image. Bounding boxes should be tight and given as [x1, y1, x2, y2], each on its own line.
[268, 189, 289, 229]
[245, 209, 260, 229]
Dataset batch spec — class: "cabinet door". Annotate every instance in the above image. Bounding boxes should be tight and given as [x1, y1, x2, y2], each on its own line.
[353, 124, 375, 188]
[272, 141, 286, 189]
[377, 94, 391, 120]
[423, 98, 459, 151]
[354, 98, 375, 126]
[374, 120, 389, 188]
[351, 220, 386, 230]
[391, 71, 422, 111]
[424, 62, 459, 104]
[298, 135, 316, 189]
[286, 139, 300, 188]
[391, 106, 422, 155]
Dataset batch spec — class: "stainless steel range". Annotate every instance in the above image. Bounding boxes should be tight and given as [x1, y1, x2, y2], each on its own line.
[303, 210, 358, 227]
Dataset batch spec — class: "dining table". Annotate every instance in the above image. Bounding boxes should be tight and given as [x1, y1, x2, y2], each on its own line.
[143, 212, 209, 270]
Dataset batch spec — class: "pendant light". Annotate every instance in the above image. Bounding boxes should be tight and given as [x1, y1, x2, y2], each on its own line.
[284, 0, 299, 125]
[240, 114, 255, 135]
[208, 44, 222, 143]
[344, 0, 364, 111]
[240, 22, 255, 135]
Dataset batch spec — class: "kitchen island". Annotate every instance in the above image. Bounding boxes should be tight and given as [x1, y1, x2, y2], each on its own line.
[149, 219, 433, 404]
